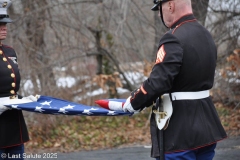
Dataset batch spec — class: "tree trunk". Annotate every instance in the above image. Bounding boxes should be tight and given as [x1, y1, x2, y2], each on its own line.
[192, 0, 210, 26]
[23, 0, 56, 95]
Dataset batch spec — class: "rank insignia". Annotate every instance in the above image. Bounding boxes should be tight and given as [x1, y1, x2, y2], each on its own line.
[155, 45, 166, 64]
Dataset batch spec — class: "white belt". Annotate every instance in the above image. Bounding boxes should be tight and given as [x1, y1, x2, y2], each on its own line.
[0, 95, 32, 105]
[171, 90, 210, 101]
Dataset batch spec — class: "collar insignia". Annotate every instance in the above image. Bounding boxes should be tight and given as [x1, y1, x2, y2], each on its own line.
[8, 57, 18, 64]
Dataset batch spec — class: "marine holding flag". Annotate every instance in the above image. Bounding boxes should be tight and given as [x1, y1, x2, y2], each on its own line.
[106, 0, 227, 159]
[0, 1, 37, 159]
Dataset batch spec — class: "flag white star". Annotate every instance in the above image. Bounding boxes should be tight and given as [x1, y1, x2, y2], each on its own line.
[35, 106, 45, 113]
[107, 111, 117, 115]
[82, 109, 93, 115]
[90, 108, 98, 110]
[58, 108, 68, 114]
[63, 104, 74, 109]
[40, 101, 52, 106]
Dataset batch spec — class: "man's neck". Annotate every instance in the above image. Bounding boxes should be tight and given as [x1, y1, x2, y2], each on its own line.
[171, 3, 193, 27]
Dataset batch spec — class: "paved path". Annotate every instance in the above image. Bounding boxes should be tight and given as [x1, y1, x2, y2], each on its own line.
[25, 136, 240, 160]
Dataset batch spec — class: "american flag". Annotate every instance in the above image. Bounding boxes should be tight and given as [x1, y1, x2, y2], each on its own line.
[4, 96, 132, 116]
[95, 99, 126, 111]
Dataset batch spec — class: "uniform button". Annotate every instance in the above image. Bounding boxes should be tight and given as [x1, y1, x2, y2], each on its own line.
[11, 73, 15, 78]
[10, 90, 15, 94]
[8, 65, 12, 69]
[0, 50, 2, 54]
[12, 83, 15, 87]
[3, 57, 7, 61]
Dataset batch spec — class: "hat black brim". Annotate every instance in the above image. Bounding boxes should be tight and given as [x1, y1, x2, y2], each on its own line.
[0, 18, 13, 23]
[151, 3, 160, 11]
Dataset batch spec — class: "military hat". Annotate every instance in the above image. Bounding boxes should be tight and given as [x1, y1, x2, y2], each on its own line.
[0, 0, 12, 23]
[151, 0, 170, 11]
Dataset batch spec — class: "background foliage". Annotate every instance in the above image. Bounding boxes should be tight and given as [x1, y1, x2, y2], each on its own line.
[4, 0, 240, 152]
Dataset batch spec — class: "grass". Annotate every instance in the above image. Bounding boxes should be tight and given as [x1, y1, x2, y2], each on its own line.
[24, 108, 151, 153]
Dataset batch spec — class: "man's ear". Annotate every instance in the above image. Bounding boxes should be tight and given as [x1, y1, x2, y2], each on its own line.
[169, 1, 175, 13]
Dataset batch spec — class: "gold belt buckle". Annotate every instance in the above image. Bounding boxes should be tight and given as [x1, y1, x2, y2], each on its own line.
[153, 110, 168, 123]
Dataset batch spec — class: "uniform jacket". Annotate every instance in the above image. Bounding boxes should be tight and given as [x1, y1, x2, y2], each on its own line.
[0, 44, 29, 148]
[130, 14, 227, 156]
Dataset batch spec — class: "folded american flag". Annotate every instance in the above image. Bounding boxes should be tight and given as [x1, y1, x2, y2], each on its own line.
[95, 99, 126, 111]
[4, 96, 132, 116]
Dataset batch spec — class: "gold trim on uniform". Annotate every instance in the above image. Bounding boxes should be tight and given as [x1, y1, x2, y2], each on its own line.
[8, 65, 12, 69]
[11, 73, 15, 78]
[3, 57, 7, 61]
[0, 50, 2, 54]
[12, 82, 15, 87]
[10, 90, 15, 94]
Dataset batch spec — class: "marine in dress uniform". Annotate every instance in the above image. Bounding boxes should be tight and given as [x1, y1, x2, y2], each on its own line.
[111, 0, 227, 160]
[0, 0, 29, 159]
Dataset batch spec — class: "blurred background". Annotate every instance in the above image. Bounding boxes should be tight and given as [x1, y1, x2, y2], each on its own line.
[4, 0, 240, 153]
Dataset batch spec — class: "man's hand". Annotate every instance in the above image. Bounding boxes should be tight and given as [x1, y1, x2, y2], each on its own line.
[122, 96, 139, 113]
[22, 95, 39, 102]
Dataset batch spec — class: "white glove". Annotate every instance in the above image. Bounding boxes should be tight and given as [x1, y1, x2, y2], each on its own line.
[107, 101, 124, 111]
[0, 104, 10, 115]
[22, 95, 39, 102]
[122, 96, 140, 113]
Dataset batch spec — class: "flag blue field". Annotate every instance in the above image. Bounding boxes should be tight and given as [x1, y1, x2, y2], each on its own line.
[4, 96, 132, 116]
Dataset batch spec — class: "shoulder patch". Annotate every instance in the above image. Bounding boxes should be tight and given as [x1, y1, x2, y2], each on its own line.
[155, 45, 166, 64]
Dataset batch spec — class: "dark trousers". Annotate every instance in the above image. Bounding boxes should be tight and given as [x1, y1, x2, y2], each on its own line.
[0, 144, 24, 160]
[156, 143, 216, 160]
